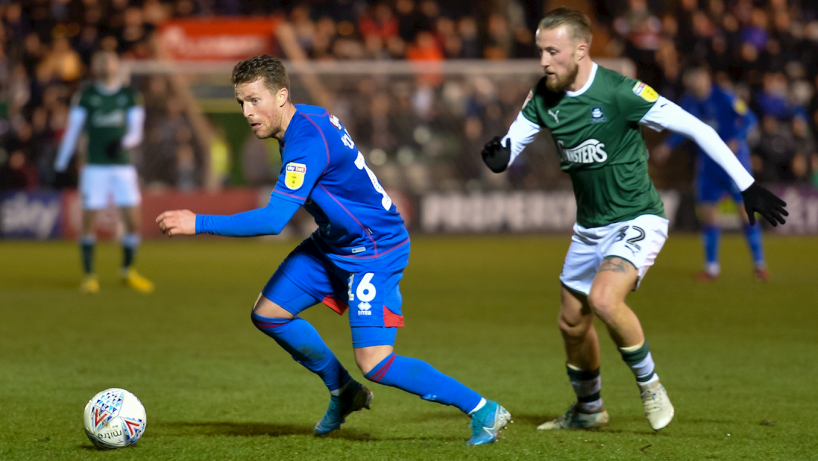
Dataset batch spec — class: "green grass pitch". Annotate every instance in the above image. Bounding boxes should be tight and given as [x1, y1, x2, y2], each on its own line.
[1, 234, 816, 460]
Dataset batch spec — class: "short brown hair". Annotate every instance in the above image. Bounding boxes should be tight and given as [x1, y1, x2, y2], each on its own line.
[231, 55, 291, 99]
[539, 8, 593, 46]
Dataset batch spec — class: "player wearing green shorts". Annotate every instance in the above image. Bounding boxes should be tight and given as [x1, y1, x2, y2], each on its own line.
[55, 51, 154, 294]
[481, 8, 787, 431]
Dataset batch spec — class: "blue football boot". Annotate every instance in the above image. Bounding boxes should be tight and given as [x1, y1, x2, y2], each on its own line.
[466, 400, 512, 446]
[314, 380, 373, 435]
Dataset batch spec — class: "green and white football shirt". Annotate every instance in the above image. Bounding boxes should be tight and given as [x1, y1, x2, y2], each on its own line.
[511, 63, 666, 228]
[72, 84, 143, 166]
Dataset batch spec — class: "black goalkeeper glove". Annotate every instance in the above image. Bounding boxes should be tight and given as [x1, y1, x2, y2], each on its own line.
[741, 183, 788, 226]
[481, 136, 511, 173]
[105, 140, 123, 159]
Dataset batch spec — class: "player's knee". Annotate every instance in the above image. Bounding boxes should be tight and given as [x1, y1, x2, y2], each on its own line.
[252, 294, 294, 319]
[558, 311, 591, 338]
[587, 289, 618, 321]
[355, 346, 393, 376]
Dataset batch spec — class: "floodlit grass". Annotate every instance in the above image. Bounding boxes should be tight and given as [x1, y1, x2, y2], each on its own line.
[1, 234, 816, 460]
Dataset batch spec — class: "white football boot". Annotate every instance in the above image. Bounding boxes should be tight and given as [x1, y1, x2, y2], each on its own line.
[537, 404, 609, 430]
[638, 377, 674, 430]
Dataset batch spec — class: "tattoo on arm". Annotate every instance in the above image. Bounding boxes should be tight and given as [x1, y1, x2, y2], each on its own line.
[598, 257, 631, 273]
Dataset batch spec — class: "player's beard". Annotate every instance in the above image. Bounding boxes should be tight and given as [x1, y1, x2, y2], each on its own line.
[545, 59, 579, 93]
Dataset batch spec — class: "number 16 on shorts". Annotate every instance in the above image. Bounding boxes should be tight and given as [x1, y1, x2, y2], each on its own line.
[348, 273, 377, 316]
[345, 269, 405, 327]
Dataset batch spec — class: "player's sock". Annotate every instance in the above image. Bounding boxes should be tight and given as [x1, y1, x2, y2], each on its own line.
[619, 341, 656, 383]
[80, 234, 96, 274]
[251, 312, 351, 393]
[566, 364, 604, 414]
[702, 225, 720, 275]
[742, 222, 766, 268]
[364, 352, 482, 414]
[121, 233, 140, 269]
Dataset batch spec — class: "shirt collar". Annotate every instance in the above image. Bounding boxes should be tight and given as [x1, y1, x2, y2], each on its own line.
[566, 62, 598, 98]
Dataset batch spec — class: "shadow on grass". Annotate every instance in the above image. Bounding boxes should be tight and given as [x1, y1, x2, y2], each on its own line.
[512, 413, 676, 436]
[163, 421, 462, 442]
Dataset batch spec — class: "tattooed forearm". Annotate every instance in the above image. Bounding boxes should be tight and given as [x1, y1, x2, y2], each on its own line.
[599, 257, 630, 273]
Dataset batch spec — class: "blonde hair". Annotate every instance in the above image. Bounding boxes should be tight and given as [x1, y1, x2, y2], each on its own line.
[539, 7, 593, 46]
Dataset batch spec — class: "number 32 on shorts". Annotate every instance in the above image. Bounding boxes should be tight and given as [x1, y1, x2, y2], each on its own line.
[348, 273, 377, 316]
[615, 225, 646, 251]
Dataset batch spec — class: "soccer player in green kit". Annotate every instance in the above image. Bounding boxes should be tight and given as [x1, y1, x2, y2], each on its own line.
[482, 8, 787, 431]
[55, 51, 154, 294]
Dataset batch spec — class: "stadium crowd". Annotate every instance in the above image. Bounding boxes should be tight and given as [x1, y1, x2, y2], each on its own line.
[1, 0, 817, 191]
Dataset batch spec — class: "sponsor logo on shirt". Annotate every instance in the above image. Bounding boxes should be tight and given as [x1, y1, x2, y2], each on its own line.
[557, 139, 608, 164]
[91, 110, 126, 127]
[329, 114, 342, 130]
[357, 302, 372, 315]
[590, 106, 607, 123]
[632, 82, 658, 102]
[284, 163, 307, 190]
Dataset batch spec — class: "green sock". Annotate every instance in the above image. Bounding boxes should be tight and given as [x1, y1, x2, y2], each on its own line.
[122, 233, 140, 269]
[619, 341, 656, 383]
[80, 235, 96, 274]
[566, 364, 603, 413]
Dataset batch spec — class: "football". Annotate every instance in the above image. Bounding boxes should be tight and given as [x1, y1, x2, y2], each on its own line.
[83, 388, 147, 449]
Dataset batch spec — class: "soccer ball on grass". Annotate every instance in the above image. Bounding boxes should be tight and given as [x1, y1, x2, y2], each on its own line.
[83, 388, 146, 449]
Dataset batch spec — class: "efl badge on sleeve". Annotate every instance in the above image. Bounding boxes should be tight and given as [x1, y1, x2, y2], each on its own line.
[632, 82, 658, 102]
[285, 163, 307, 190]
[733, 99, 748, 115]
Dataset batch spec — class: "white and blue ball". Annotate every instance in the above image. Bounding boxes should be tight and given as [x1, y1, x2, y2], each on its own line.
[83, 388, 146, 449]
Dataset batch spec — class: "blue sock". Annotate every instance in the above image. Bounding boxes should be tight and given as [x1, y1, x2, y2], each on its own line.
[364, 352, 482, 415]
[251, 312, 351, 393]
[702, 225, 720, 272]
[742, 223, 765, 267]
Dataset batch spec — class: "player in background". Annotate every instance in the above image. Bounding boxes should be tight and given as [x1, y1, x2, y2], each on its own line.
[156, 55, 511, 446]
[481, 8, 787, 432]
[654, 65, 767, 281]
[54, 51, 153, 294]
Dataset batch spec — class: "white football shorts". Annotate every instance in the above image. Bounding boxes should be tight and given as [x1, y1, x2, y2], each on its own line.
[80, 165, 141, 210]
[559, 214, 669, 295]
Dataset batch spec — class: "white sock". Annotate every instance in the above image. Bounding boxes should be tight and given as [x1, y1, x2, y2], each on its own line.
[577, 398, 604, 414]
[468, 398, 487, 415]
[638, 373, 660, 388]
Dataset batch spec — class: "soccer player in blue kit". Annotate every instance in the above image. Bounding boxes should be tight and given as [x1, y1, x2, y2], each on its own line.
[655, 65, 768, 281]
[156, 55, 511, 445]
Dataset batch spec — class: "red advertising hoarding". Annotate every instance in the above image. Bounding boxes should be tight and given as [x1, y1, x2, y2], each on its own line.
[158, 17, 282, 61]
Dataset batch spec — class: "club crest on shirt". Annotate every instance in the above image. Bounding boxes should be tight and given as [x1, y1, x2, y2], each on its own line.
[632, 82, 658, 102]
[590, 106, 607, 123]
[284, 163, 307, 190]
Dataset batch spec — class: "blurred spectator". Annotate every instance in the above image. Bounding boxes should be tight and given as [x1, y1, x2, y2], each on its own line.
[755, 115, 795, 181]
[43, 36, 82, 82]
[458, 16, 480, 59]
[755, 72, 804, 120]
[484, 14, 511, 60]
[395, 0, 422, 43]
[614, 0, 662, 86]
[359, 2, 398, 42]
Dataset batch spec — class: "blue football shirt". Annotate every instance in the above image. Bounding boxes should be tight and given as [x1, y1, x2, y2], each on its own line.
[272, 104, 409, 267]
[666, 84, 756, 174]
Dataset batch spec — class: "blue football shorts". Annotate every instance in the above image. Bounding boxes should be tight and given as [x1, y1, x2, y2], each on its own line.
[697, 150, 753, 204]
[696, 166, 745, 204]
[261, 237, 408, 348]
